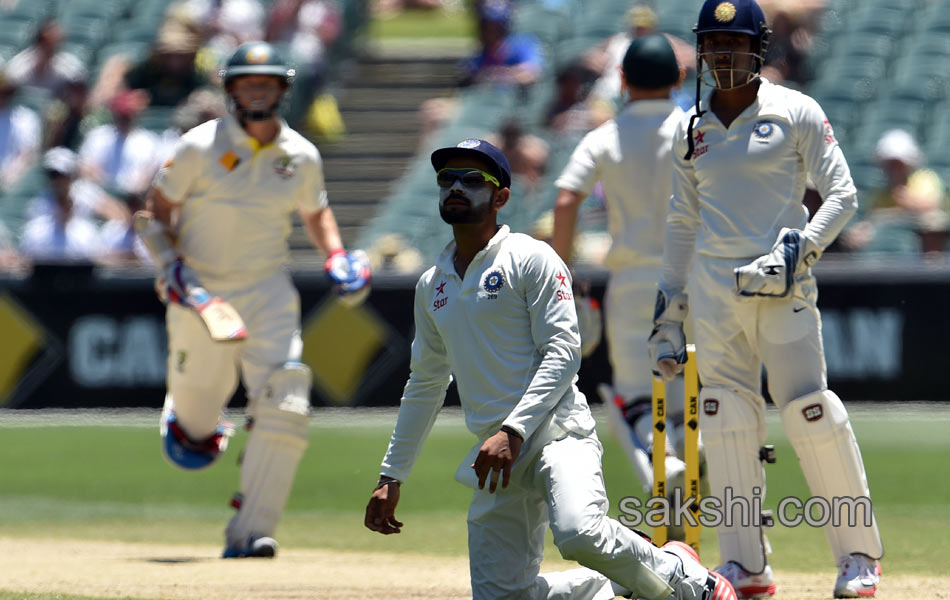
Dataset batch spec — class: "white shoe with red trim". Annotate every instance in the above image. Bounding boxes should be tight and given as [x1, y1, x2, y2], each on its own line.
[714, 561, 776, 598]
[833, 553, 881, 598]
[663, 541, 738, 600]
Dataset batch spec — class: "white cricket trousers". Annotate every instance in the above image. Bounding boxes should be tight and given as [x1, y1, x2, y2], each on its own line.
[467, 432, 681, 600]
[165, 270, 302, 440]
[605, 265, 685, 411]
[688, 255, 826, 408]
[688, 255, 882, 568]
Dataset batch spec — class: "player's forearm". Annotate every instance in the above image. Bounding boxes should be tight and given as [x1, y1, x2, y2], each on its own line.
[803, 149, 859, 250]
[380, 389, 446, 483]
[660, 214, 698, 291]
[142, 188, 180, 263]
[502, 347, 579, 441]
[551, 189, 584, 263]
[302, 206, 344, 255]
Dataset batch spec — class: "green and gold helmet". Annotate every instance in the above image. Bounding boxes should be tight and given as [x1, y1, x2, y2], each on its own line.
[220, 42, 295, 87]
[220, 42, 295, 121]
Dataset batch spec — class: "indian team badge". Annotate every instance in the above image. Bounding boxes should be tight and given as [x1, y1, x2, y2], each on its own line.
[272, 155, 297, 179]
[483, 269, 505, 293]
[714, 2, 737, 22]
[752, 120, 775, 140]
[457, 139, 482, 149]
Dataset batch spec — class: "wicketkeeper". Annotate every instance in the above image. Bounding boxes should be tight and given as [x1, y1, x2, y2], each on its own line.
[649, 1, 883, 597]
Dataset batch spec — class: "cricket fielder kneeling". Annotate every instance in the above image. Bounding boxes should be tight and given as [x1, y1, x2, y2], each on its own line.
[364, 138, 736, 600]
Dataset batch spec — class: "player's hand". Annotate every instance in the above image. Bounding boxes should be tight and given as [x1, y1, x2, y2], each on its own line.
[365, 477, 403, 535]
[647, 288, 688, 382]
[734, 228, 820, 298]
[325, 249, 371, 306]
[156, 257, 197, 305]
[472, 428, 523, 493]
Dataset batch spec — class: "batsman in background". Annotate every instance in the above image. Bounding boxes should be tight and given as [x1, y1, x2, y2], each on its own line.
[365, 139, 736, 600]
[142, 41, 369, 558]
[649, 0, 883, 597]
[551, 34, 700, 515]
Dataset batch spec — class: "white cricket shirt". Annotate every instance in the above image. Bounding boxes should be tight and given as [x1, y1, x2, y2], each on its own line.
[379, 226, 596, 483]
[556, 99, 684, 270]
[153, 115, 328, 287]
[663, 79, 857, 290]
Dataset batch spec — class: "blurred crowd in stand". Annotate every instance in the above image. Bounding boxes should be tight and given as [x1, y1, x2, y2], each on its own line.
[3, 0, 948, 276]
[370, 0, 949, 272]
[0, 0, 347, 273]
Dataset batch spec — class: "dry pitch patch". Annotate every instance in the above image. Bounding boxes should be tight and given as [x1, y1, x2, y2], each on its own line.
[0, 538, 945, 600]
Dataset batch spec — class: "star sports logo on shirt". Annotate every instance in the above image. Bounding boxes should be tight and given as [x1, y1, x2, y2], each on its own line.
[555, 272, 573, 302]
[433, 280, 448, 311]
[693, 129, 708, 158]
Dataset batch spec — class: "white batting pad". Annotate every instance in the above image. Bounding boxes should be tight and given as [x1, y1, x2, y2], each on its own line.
[700, 387, 770, 573]
[781, 390, 883, 560]
[226, 363, 311, 547]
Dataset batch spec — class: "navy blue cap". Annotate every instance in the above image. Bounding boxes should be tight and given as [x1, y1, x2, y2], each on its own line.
[431, 139, 512, 189]
[694, 0, 768, 36]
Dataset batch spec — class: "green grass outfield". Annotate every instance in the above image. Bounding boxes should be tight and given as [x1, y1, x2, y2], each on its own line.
[0, 403, 947, 598]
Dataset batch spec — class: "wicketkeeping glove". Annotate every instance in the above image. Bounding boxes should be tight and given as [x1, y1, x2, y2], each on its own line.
[734, 228, 821, 298]
[647, 288, 689, 381]
[325, 248, 371, 307]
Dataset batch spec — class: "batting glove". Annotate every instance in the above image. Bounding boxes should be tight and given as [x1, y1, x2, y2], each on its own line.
[156, 257, 199, 306]
[325, 249, 371, 307]
[734, 228, 821, 298]
[647, 288, 688, 381]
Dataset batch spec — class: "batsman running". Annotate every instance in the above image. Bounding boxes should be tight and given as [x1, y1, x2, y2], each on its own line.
[649, 0, 883, 596]
[551, 34, 704, 525]
[140, 41, 370, 558]
[365, 139, 736, 600]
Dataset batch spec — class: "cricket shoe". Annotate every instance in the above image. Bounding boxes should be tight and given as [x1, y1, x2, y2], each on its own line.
[715, 561, 776, 598]
[222, 535, 278, 559]
[833, 554, 881, 598]
[663, 541, 737, 600]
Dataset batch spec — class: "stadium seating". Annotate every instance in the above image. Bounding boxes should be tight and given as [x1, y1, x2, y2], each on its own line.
[356, 0, 950, 264]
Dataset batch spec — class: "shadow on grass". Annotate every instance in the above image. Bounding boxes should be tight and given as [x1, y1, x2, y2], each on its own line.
[142, 556, 214, 564]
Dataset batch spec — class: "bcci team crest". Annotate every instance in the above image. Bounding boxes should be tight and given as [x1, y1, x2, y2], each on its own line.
[273, 155, 297, 179]
[753, 120, 775, 140]
[714, 2, 737, 22]
[483, 269, 505, 293]
[457, 139, 482, 149]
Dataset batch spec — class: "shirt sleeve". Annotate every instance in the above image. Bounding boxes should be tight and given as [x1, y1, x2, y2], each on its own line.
[554, 130, 600, 196]
[296, 149, 329, 214]
[661, 118, 701, 292]
[501, 243, 581, 441]
[796, 95, 858, 250]
[379, 273, 452, 483]
[151, 135, 204, 205]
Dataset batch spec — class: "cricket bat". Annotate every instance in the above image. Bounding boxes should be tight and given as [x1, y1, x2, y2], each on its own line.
[133, 212, 247, 342]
